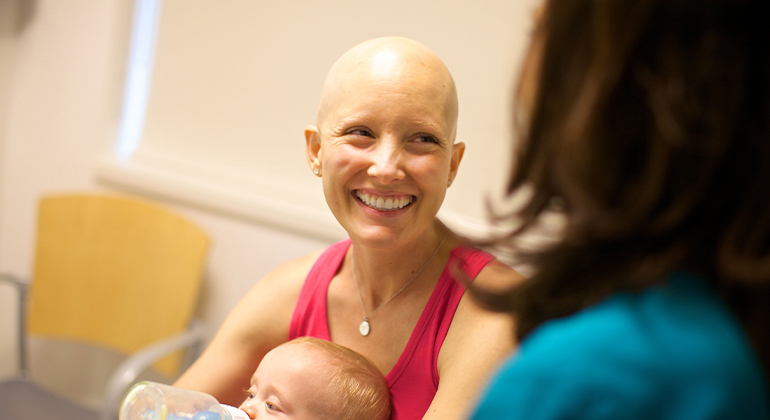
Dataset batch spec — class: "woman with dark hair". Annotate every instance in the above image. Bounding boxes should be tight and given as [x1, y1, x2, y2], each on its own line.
[471, 0, 770, 418]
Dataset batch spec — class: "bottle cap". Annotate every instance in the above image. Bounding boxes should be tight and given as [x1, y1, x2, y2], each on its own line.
[221, 404, 250, 420]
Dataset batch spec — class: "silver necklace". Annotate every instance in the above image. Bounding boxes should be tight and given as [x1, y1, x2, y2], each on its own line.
[352, 234, 448, 337]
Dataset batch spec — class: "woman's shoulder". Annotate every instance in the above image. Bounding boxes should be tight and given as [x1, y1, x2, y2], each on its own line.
[481, 273, 769, 418]
[449, 241, 526, 289]
[241, 244, 334, 312]
[260, 248, 325, 285]
[516, 274, 763, 377]
[260, 239, 348, 285]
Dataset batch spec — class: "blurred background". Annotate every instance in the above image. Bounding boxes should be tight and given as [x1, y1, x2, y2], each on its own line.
[0, 0, 539, 389]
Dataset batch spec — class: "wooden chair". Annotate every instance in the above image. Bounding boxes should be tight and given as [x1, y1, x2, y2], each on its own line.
[0, 193, 209, 420]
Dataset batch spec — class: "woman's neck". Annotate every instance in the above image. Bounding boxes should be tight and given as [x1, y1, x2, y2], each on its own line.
[348, 223, 453, 304]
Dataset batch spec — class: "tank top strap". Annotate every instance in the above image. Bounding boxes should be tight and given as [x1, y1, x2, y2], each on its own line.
[288, 239, 351, 340]
[386, 244, 497, 419]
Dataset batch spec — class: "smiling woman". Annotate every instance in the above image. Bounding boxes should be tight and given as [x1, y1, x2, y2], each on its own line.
[99, 0, 543, 243]
[172, 37, 525, 420]
[305, 37, 462, 249]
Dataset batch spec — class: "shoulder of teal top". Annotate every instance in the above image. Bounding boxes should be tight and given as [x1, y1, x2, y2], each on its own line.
[471, 272, 769, 420]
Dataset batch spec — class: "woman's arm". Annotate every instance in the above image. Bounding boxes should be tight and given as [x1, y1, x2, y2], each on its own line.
[424, 262, 523, 420]
[173, 251, 321, 406]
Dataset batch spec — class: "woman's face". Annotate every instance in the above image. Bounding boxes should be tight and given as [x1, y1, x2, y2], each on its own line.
[307, 47, 463, 248]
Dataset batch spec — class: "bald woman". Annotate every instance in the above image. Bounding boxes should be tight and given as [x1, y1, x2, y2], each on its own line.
[174, 37, 522, 420]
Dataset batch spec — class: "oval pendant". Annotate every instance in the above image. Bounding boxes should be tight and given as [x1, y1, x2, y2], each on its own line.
[359, 320, 371, 336]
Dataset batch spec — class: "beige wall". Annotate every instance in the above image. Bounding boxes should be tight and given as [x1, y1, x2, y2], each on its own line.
[114, 0, 536, 238]
[0, 0, 20, 380]
[0, 0, 538, 380]
[0, 0, 330, 379]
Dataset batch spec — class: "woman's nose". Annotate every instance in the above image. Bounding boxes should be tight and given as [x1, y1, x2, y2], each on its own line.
[367, 141, 405, 184]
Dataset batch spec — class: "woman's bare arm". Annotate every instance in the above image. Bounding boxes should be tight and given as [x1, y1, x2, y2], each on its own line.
[173, 250, 321, 406]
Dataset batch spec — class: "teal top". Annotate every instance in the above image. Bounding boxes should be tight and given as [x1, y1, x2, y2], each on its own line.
[471, 272, 769, 419]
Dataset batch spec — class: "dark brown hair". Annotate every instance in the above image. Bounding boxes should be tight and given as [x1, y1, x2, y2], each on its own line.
[480, 0, 770, 378]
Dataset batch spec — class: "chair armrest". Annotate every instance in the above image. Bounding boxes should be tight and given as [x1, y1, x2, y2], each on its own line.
[101, 320, 206, 420]
[0, 273, 30, 378]
[0, 272, 30, 288]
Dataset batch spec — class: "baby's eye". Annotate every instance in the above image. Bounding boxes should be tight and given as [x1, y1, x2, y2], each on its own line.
[265, 401, 282, 413]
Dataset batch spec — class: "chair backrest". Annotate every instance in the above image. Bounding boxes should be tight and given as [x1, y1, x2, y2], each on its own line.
[25, 193, 209, 376]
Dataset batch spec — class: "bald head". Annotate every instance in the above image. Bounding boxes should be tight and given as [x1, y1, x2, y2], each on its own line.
[316, 36, 458, 140]
[305, 37, 466, 235]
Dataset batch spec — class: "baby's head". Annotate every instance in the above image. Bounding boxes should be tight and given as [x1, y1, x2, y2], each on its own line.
[239, 337, 390, 419]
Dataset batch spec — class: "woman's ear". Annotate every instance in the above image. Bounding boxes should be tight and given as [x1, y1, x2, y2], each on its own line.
[305, 125, 322, 176]
[448, 141, 466, 186]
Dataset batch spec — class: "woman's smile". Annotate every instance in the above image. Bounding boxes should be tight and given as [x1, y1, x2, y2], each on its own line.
[354, 190, 414, 212]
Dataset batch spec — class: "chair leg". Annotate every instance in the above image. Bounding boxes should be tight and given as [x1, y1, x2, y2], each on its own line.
[18, 280, 29, 380]
[0, 273, 29, 380]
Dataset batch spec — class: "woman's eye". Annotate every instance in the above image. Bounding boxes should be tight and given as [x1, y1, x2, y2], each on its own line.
[416, 135, 439, 144]
[347, 128, 373, 137]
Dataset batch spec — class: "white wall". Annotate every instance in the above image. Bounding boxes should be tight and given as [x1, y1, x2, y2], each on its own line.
[0, 0, 538, 380]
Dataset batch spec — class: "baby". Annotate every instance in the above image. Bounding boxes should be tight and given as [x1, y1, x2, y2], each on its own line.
[238, 337, 390, 420]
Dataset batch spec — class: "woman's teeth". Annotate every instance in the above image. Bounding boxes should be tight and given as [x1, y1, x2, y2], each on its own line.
[356, 191, 413, 211]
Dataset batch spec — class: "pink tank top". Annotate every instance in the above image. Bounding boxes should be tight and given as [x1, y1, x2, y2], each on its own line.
[289, 239, 495, 420]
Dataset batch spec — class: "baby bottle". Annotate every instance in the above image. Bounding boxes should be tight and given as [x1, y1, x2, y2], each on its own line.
[119, 381, 250, 420]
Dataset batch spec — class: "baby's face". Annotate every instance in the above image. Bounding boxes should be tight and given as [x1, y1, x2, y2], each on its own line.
[238, 344, 338, 419]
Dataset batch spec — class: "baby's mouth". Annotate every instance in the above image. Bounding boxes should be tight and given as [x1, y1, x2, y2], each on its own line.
[355, 190, 414, 211]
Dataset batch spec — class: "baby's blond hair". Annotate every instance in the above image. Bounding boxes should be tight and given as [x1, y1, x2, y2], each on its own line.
[285, 337, 390, 420]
